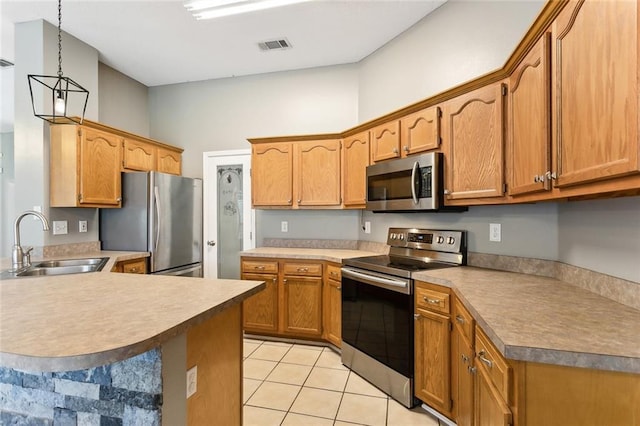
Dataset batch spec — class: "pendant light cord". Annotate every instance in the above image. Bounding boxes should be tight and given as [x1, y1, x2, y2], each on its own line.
[57, 0, 63, 77]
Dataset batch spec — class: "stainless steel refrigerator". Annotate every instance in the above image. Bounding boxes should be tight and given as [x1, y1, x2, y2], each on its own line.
[100, 171, 203, 277]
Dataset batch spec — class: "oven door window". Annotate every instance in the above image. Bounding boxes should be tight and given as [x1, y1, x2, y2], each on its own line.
[342, 275, 414, 377]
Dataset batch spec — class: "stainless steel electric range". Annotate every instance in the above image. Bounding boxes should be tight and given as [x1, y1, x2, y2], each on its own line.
[341, 227, 467, 408]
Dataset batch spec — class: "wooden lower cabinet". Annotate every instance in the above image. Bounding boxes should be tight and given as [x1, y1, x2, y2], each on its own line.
[241, 257, 326, 341]
[414, 281, 453, 417]
[452, 296, 475, 426]
[112, 257, 148, 274]
[242, 273, 278, 333]
[323, 263, 342, 347]
[475, 364, 512, 426]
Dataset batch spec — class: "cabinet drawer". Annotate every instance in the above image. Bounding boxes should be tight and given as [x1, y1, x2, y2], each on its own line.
[415, 282, 450, 314]
[242, 260, 278, 274]
[121, 258, 147, 274]
[475, 327, 511, 403]
[283, 262, 322, 277]
[453, 296, 475, 343]
[326, 263, 341, 281]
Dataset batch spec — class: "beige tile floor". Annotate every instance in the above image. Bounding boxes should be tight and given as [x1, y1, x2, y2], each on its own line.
[243, 338, 441, 426]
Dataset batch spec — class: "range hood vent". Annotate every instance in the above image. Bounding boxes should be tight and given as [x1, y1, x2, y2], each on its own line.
[258, 38, 292, 51]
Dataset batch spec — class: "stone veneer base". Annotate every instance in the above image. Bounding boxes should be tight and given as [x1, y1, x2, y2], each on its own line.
[0, 349, 161, 426]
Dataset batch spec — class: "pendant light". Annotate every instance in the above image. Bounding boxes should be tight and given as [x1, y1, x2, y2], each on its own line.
[28, 0, 89, 125]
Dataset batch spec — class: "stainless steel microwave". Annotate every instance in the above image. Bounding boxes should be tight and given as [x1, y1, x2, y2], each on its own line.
[366, 152, 465, 212]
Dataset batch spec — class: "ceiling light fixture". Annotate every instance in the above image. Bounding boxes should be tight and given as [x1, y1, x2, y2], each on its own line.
[28, 0, 89, 125]
[184, 0, 312, 20]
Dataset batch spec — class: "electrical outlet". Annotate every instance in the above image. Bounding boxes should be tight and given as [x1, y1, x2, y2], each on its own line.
[364, 221, 371, 234]
[281, 221, 288, 233]
[52, 221, 68, 235]
[79, 220, 88, 233]
[489, 223, 501, 242]
[186, 366, 197, 398]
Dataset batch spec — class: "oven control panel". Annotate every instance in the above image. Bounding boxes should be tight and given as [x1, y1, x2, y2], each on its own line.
[387, 227, 464, 253]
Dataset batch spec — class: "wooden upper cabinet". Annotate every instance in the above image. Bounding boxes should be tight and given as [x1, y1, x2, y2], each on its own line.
[371, 120, 401, 162]
[296, 139, 341, 206]
[156, 147, 182, 175]
[123, 138, 156, 172]
[442, 83, 506, 201]
[552, 0, 639, 187]
[400, 106, 441, 156]
[251, 143, 293, 207]
[342, 131, 370, 208]
[508, 33, 552, 197]
[50, 125, 122, 208]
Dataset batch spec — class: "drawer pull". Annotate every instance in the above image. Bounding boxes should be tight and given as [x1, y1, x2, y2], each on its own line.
[478, 350, 493, 369]
[330, 271, 339, 277]
[254, 265, 265, 270]
[424, 297, 441, 305]
[455, 315, 465, 324]
[130, 267, 138, 272]
[297, 267, 309, 272]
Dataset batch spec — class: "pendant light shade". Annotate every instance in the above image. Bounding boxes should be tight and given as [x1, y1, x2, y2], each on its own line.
[28, 0, 89, 125]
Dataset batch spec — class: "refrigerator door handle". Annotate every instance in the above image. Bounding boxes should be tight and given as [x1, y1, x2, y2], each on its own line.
[154, 185, 161, 254]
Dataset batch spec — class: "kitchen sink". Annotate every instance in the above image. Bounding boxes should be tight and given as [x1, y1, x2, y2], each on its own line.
[1, 257, 110, 279]
[32, 257, 109, 269]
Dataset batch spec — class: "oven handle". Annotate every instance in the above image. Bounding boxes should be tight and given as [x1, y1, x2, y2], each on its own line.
[342, 267, 410, 294]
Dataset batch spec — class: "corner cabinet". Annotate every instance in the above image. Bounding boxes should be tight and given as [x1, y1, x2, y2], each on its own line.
[342, 131, 370, 208]
[50, 125, 122, 208]
[508, 33, 552, 197]
[442, 83, 506, 203]
[552, 0, 639, 188]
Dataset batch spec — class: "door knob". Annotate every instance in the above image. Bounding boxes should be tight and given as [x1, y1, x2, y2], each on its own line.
[207, 240, 216, 246]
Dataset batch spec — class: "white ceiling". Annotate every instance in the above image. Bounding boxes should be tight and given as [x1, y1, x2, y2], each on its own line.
[0, 0, 447, 87]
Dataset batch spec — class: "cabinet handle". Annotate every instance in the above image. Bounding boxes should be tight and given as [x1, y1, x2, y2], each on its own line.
[413, 313, 420, 320]
[546, 171, 557, 180]
[287, 199, 292, 204]
[272, 278, 277, 283]
[478, 350, 493, 369]
[533, 175, 540, 183]
[443, 189, 450, 195]
[116, 197, 122, 202]
[337, 287, 341, 291]
[403, 146, 409, 152]
[254, 265, 265, 270]
[130, 267, 138, 272]
[393, 148, 399, 154]
[297, 267, 309, 272]
[455, 315, 465, 324]
[424, 297, 441, 305]
[468, 366, 477, 374]
[297, 199, 302, 203]
[283, 279, 287, 283]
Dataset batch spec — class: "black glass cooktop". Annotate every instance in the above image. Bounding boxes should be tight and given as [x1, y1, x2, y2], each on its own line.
[343, 255, 457, 279]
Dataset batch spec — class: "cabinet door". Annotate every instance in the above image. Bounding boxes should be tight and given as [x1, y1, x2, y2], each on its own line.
[475, 363, 512, 426]
[283, 276, 322, 337]
[251, 143, 293, 206]
[443, 83, 505, 200]
[324, 277, 342, 347]
[296, 139, 341, 206]
[157, 147, 182, 175]
[371, 120, 401, 162]
[241, 273, 279, 333]
[123, 139, 156, 172]
[79, 127, 122, 206]
[415, 308, 451, 414]
[509, 33, 552, 196]
[342, 132, 370, 208]
[455, 331, 475, 426]
[400, 106, 441, 156]
[553, 0, 638, 187]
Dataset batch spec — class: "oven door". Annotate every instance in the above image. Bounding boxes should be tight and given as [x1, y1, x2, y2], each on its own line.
[341, 267, 414, 378]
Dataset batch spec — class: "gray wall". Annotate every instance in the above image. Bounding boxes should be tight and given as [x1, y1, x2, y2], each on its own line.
[98, 62, 150, 137]
[1, 132, 15, 257]
[149, 65, 360, 179]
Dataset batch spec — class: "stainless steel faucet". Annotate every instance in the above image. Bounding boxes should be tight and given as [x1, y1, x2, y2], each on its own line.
[10, 210, 50, 272]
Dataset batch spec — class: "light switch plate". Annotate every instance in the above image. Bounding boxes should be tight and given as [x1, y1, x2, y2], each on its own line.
[186, 366, 197, 398]
[52, 221, 68, 235]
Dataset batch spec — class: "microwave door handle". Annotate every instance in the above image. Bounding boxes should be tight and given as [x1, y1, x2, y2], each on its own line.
[411, 161, 419, 204]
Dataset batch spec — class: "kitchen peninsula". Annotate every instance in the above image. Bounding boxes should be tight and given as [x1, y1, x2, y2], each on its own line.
[0, 253, 265, 425]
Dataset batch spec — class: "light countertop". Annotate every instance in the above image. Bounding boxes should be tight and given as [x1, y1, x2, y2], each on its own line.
[0, 252, 265, 372]
[242, 247, 640, 374]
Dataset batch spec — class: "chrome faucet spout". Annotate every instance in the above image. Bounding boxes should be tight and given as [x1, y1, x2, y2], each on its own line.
[10, 210, 50, 272]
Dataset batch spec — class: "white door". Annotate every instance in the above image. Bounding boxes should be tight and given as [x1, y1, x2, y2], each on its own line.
[203, 150, 254, 279]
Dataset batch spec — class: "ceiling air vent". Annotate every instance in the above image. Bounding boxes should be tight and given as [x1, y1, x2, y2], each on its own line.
[0, 59, 14, 68]
[258, 38, 292, 51]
